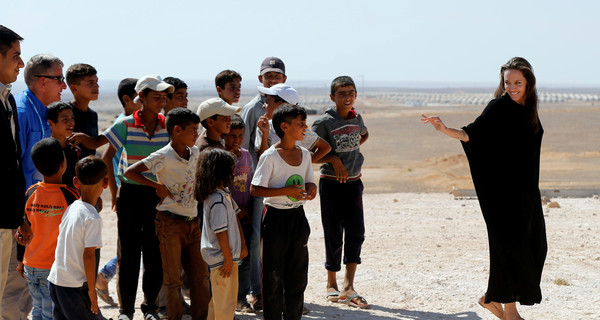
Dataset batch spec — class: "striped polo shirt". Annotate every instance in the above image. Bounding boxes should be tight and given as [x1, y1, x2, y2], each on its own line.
[103, 109, 170, 185]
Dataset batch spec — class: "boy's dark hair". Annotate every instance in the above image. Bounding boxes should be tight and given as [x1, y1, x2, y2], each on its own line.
[272, 103, 307, 138]
[46, 101, 73, 123]
[215, 70, 242, 89]
[194, 148, 236, 201]
[200, 114, 219, 129]
[75, 156, 107, 186]
[31, 138, 64, 177]
[330, 76, 357, 95]
[230, 114, 244, 130]
[0, 25, 23, 57]
[166, 107, 200, 135]
[164, 77, 187, 99]
[66, 63, 97, 86]
[117, 78, 137, 107]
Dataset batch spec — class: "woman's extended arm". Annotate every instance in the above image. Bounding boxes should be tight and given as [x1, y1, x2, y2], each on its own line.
[421, 114, 470, 142]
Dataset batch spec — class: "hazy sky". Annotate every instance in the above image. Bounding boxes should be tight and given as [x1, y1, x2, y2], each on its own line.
[3, 1, 599, 88]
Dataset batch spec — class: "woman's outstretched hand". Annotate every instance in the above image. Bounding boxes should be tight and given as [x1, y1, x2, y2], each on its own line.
[420, 114, 447, 132]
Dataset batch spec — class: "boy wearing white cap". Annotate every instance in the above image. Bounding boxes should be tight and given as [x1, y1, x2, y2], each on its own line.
[255, 83, 330, 161]
[195, 97, 241, 151]
[69, 74, 174, 320]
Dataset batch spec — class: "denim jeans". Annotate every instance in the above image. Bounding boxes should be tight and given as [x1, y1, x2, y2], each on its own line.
[99, 255, 117, 282]
[24, 265, 52, 320]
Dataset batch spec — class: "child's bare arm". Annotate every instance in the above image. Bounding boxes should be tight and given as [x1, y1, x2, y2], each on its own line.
[101, 146, 118, 212]
[256, 115, 270, 159]
[310, 138, 331, 163]
[237, 215, 247, 260]
[360, 130, 369, 145]
[67, 133, 109, 149]
[250, 185, 309, 201]
[83, 247, 98, 314]
[215, 231, 233, 278]
[124, 161, 174, 204]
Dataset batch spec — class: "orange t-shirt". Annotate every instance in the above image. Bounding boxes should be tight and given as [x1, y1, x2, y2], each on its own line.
[23, 182, 79, 269]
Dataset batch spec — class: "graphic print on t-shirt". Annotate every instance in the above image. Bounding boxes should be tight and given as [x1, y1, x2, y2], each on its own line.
[285, 174, 304, 202]
[331, 124, 361, 153]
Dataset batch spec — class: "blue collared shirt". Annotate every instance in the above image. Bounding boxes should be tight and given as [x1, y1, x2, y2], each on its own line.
[15, 88, 51, 189]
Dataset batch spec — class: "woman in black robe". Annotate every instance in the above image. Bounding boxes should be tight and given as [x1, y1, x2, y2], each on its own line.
[421, 57, 547, 320]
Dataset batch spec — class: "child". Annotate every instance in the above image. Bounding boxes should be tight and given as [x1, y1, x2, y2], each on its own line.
[223, 115, 253, 312]
[215, 70, 241, 105]
[195, 148, 247, 320]
[47, 101, 79, 188]
[240, 57, 287, 310]
[124, 107, 209, 320]
[194, 97, 240, 151]
[68, 74, 174, 319]
[47, 155, 108, 319]
[250, 104, 317, 319]
[254, 83, 331, 162]
[19, 138, 79, 320]
[95, 77, 139, 307]
[312, 76, 370, 309]
[66, 63, 99, 159]
[163, 77, 188, 115]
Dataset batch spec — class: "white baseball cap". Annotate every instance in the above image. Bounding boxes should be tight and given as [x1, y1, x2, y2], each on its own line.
[135, 75, 174, 94]
[196, 98, 241, 121]
[257, 83, 299, 105]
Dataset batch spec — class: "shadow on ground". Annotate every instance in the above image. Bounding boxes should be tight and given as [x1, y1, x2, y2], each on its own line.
[234, 303, 483, 320]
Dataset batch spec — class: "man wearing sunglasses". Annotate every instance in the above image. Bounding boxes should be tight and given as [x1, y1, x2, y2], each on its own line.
[15, 54, 67, 188]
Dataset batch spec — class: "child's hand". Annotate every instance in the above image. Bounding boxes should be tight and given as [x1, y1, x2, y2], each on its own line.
[257, 115, 270, 135]
[240, 244, 248, 260]
[238, 208, 251, 224]
[285, 185, 309, 201]
[66, 132, 88, 148]
[89, 288, 98, 314]
[332, 157, 349, 183]
[305, 183, 317, 200]
[220, 257, 233, 278]
[15, 224, 32, 246]
[155, 184, 175, 204]
[16, 261, 24, 279]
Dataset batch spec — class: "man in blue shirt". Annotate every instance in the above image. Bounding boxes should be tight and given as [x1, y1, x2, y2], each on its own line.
[15, 54, 67, 188]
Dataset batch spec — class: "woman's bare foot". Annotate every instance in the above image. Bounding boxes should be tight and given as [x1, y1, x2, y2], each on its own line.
[478, 295, 504, 319]
[504, 302, 525, 320]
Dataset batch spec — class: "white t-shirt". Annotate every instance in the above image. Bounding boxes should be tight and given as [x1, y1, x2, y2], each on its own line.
[201, 188, 242, 268]
[142, 143, 199, 217]
[48, 200, 102, 288]
[251, 145, 315, 209]
[255, 120, 319, 154]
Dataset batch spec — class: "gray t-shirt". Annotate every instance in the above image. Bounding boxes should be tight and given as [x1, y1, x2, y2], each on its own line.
[200, 188, 241, 268]
[240, 94, 266, 169]
[312, 107, 367, 180]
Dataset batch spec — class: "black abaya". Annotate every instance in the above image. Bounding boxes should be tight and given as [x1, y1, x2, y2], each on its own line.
[461, 94, 547, 305]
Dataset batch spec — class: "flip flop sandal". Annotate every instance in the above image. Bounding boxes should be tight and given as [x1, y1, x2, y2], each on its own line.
[339, 294, 370, 309]
[96, 288, 118, 306]
[326, 290, 340, 302]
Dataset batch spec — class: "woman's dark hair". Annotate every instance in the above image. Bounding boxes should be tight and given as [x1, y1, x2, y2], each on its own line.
[194, 148, 236, 201]
[494, 57, 539, 133]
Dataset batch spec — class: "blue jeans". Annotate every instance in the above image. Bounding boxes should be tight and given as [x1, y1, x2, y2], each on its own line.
[99, 255, 117, 282]
[24, 265, 52, 320]
[249, 197, 264, 296]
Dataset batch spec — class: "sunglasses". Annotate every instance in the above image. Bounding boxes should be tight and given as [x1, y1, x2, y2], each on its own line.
[34, 75, 65, 84]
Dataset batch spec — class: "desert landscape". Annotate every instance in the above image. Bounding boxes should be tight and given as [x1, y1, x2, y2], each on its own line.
[91, 88, 599, 319]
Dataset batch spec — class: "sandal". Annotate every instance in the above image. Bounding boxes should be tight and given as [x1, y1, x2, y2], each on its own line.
[96, 288, 118, 306]
[339, 293, 370, 309]
[326, 290, 340, 302]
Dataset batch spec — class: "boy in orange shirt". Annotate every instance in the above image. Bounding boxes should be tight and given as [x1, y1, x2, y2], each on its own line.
[18, 138, 79, 319]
